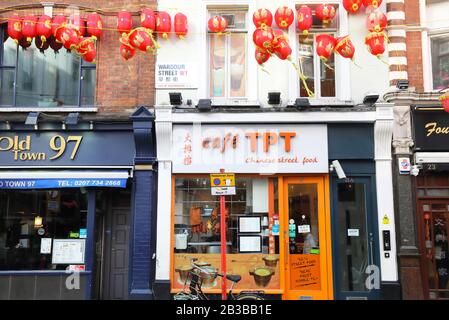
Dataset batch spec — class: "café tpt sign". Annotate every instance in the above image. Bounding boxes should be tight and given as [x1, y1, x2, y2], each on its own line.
[0, 135, 82, 161]
[172, 124, 328, 173]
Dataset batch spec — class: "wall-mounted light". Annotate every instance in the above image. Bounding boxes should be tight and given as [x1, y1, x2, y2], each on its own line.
[197, 99, 212, 111]
[363, 93, 379, 106]
[396, 79, 409, 90]
[169, 92, 183, 106]
[66, 112, 80, 125]
[295, 98, 310, 111]
[25, 112, 40, 130]
[268, 92, 281, 105]
[34, 215, 43, 228]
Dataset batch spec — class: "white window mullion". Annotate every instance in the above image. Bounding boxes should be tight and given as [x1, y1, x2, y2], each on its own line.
[226, 34, 231, 99]
[314, 36, 321, 98]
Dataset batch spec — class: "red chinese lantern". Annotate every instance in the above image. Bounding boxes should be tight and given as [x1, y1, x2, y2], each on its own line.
[141, 8, 156, 31]
[36, 15, 52, 47]
[18, 37, 31, 49]
[316, 4, 337, 24]
[274, 6, 294, 30]
[34, 36, 49, 52]
[117, 10, 133, 35]
[7, 14, 23, 43]
[22, 15, 37, 43]
[253, 27, 274, 51]
[273, 38, 292, 60]
[439, 93, 449, 113]
[128, 27, 157, 53]
[69, 14, 85, 34]
[271, 29, 285, 48]
[253, 8, 273, 29]
[77, 37, 96, 63]
[60, 27, 81, 50]
[297, 5, 313, 36]
[335, 35, 355, 60]
[208, 15, 228, 34]
[174, 13, 188, 39]
[366, 9, 387, 32]
[363, 0, 383, 9]
[52, 14, 67, 42]
[87, 13, 103, 39]
[316, 34, 337, 61]
[255, 47, 270, 65]
[156, 11, 171, 39]
[343, 0, 363, 14]
[120, 43, 136, 60]
[48, 36, 63, 53]
[365, 31, 387, 57]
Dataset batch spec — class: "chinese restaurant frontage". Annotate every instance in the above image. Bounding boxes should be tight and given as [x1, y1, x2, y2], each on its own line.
[153, 104, 400, 300]
[0, 108, 157, 300]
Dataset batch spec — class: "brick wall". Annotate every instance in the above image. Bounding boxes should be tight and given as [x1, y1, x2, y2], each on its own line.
[404, 0, 423, 92]
[0, 1, 156, 117]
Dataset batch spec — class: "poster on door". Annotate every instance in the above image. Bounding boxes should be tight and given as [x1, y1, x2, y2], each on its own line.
[290, 254, 321, 290]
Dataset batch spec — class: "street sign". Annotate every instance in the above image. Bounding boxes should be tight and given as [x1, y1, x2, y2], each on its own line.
[210, 173, 236, 195]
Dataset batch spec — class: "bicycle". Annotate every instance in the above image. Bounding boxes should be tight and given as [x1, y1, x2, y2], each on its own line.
[174, 258, 265, 300]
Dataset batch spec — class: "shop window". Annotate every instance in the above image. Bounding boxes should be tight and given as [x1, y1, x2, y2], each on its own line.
[296, 4, 338, 98]
[208, 7, 247, 99]
[0, 24, 95, 107]
[432, 35, 449, 91]
[0, 189, 87, 270]
[173, 177, 280, 291]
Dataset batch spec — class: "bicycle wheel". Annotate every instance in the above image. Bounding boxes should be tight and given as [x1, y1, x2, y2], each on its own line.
[235, 293, 264, 300]
[173, 291, 199, 300]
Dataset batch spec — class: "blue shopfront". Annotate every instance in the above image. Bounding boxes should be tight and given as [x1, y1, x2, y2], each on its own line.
[0, 107, 156, 300]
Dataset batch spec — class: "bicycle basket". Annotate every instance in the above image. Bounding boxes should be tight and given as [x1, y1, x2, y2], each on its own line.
[192, 267, 218, 287]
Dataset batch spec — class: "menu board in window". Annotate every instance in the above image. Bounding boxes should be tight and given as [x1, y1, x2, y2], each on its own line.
[238, 235, 262, 253]
[238, 216, 261, 233]
[52, 239, 86, 264]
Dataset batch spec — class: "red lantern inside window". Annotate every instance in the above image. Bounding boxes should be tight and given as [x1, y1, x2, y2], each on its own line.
[335, 35, 355, 60]
[208, 15, 228, 34]
[36, 15, 52, 46]
[365, 31, 387, 57]
[174, 13, 188, 39]
[366, 9, 387, 32]
[343, 0, 363, 14]
[87, 13, 103, 39]
[141, 8, 156, 31]
[316, 34, 337, 61]
[363, 0, 383, 9]
[156, 11, 171, 40]
[22, 15, 37, 43]
[297, 5, 313, 36]
[253, 8, 273, 29]
[117, 10, 133, 35]
[274, 6, 294, 30]
[8, 14, 23, 43]
[316, 4, 337, 24]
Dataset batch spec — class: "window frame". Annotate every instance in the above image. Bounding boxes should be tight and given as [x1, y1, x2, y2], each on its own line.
[429, 32, 449, 92]
[289, 0, 350, 103]
[207, 6, 249, 101]
[0, 23, 96, 108]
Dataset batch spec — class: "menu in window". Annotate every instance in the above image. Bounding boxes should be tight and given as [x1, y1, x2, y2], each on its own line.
[290, 254, 321, 290]
[52, 239, 85, 264]
[239, 236, 262, 253]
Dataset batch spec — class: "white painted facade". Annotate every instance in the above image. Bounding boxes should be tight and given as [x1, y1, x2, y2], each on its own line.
[154, 0, 398, 297]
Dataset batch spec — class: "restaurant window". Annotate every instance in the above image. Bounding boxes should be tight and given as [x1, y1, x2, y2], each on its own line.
[0, 189, 87, 270]
[0, 24, 95, 107]
[173, 177, 280, 291]
[296, 4, 338, 98]
[208, 7, 247, 99]
[431, 35, 449, 91]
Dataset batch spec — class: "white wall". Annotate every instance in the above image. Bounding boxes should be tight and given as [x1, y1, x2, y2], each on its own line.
[155, 0, 389, 105]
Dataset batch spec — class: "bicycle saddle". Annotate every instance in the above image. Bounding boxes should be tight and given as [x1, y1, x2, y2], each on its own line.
[226, 274, 241, 283]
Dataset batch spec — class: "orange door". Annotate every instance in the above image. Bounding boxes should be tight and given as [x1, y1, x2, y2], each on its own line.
[282, 176, 333, 300]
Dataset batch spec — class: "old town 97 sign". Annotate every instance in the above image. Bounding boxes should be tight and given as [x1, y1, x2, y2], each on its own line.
[0, 131, 134, 167]
[172, 124, 328, 173]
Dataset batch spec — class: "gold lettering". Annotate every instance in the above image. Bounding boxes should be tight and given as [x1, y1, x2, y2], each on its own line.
[19, 136, 30, 151]
[0, 137, 14, 151]
[425, 122, 449, 137]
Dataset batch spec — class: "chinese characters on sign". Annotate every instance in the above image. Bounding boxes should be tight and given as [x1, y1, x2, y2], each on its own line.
[155, 62, 197, 88]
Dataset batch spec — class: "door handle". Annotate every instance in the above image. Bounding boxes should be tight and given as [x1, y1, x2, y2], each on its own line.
[284, 230, 289, 267]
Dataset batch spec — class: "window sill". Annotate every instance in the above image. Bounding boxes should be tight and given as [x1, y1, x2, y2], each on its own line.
[0, 107, 98, 112]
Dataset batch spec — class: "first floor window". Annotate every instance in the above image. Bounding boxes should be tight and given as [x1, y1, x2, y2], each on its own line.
[296, 3, 338, 98]
[0, 24, 95, 107]
[208, 8, 247, 99]
[431, 35, 449, 90]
